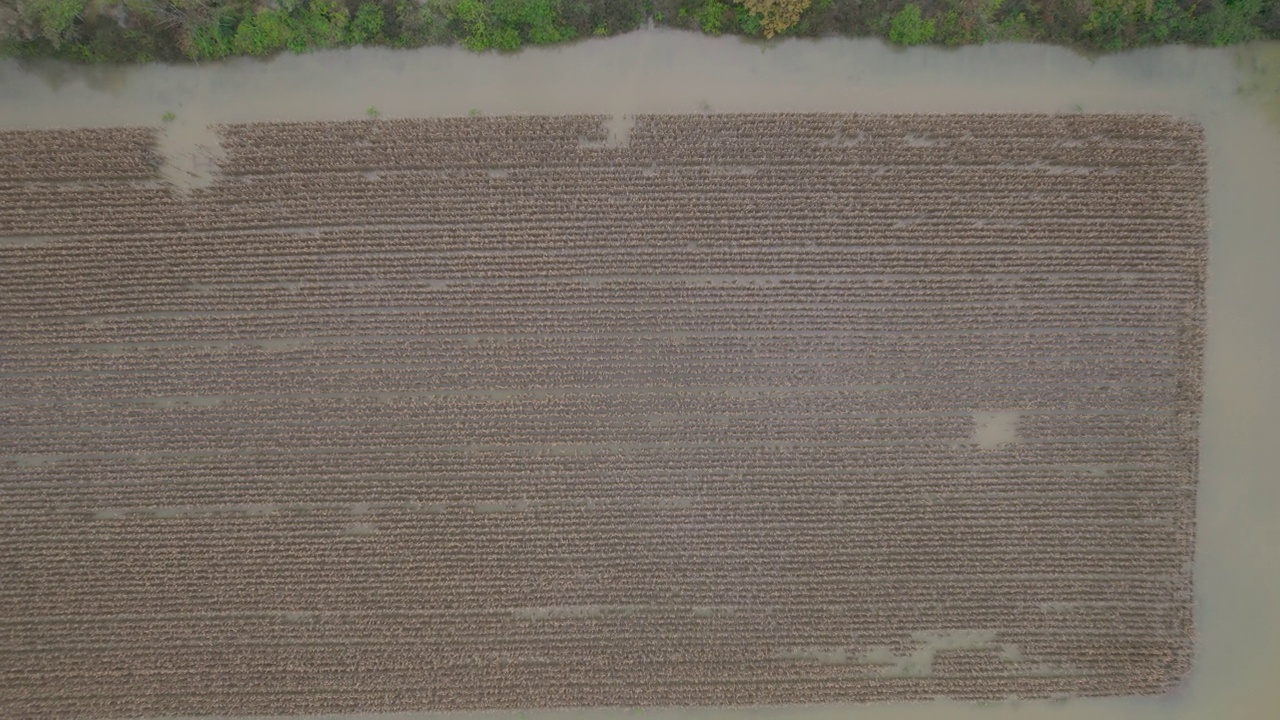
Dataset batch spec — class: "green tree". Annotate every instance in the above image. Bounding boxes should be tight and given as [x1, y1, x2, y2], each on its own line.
[288, 0, 348, 51]
[889, 3, 935, 45]
[700, 0, 727, 34]
[1138, 0, 1191, 44]
[1082, 0, 1151, 48]
[232, 8, 291, 55]
[1201, 0, 1264, 46]
[390, 0, 432, 47]
[734, 5, 763, 35]
[448, 0, 574, 51]
[347, 2, 386, 44]
[452, 0, 493, 49]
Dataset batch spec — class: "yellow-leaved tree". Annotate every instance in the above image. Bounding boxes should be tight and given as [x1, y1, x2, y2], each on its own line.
[734, 0, 811, 38]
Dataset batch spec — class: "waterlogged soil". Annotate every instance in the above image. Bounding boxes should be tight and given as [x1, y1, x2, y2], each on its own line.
[1, 30, 1278, 720]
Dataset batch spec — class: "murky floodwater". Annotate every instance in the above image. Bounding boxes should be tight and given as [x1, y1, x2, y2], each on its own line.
[1, 30, 1277, 720]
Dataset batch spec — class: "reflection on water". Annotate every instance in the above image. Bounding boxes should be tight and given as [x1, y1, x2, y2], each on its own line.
[1237, 41, 1280, 129]
[0, 31, 1278, 720]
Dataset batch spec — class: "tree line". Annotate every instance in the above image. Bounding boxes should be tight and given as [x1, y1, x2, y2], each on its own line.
[0, 0, 1275, 63]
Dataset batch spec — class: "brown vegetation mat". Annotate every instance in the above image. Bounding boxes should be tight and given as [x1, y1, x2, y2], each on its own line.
[0, 114, 1206, 717]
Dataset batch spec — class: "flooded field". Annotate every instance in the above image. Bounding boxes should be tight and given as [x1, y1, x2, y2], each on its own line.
[0, 112, 1208, 715]
[1, 31, 1278, 720]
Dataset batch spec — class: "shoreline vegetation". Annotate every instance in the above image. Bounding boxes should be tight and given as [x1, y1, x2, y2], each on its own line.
[0, 0, 1276, 64]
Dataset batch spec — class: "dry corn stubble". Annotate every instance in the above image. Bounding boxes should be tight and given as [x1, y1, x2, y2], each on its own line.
[0, 113, 1206, 717]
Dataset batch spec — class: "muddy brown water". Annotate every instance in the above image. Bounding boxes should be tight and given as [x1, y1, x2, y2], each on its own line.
[1, 31, 1278, 720]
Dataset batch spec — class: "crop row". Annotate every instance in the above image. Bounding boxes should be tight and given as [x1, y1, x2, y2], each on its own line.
[0, 327, 1183, 363]
[0, 395, 1183, 432]
[0, 353, 1185, 397]
[0, 240, 1209, 282]
[0, 166, 1208, 215]
[0, 200, 1206, 244]
[213, 114, 1204, 174]
[0, 403, 1186, 451]
[0, 333, 1187, 379]
[0, 187, 1207, 227]
[0, 287, 1202, 321]
[0, 283, 1203, 319]
[0, 308, 1201, 349]
[3, 458, 1192, 508]
[0, 127, 159, 182]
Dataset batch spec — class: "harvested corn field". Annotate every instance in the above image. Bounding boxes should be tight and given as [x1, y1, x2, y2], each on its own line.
[0, 113, 1206, 717]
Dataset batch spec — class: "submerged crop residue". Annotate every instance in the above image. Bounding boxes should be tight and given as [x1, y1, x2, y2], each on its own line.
[0, 113, 1206, 716]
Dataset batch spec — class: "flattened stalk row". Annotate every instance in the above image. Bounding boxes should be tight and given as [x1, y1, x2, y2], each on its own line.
[0, 128, 159, 182]
[0, 113, 1205, 716]
[0, 246, 1206, 293]
[0, 330, 1184, 369]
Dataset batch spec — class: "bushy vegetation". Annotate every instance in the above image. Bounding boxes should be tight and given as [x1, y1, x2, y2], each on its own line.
[0, 0, 1275, 63]
[447, 0, 577, 51]
[889, 3, 934, 44]
[731, 0, 803, 37]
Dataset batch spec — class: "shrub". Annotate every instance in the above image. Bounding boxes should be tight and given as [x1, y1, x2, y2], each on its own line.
[559, 0, 645, 39]
[453, 0, 493, 49]
[491, 24, 520, 47]
[1082, 0, 1151, 48]
[700, 0, 727, 33]
[937, 0, 1003, 45]
[55, 16, 176, 62]
[288, 0, 349, 52]
[186, 12, 237, 59]
[1139, 0, 1192, 44]
[733, 0, 809, 37]
[888, 3, 935, 45]
[232, 8, 291, 56]
[992, 8, 1034, 40]
[391, 0, 434, 47]
[492, 0, 574, 44]
[1201, 0, 1265, 46]
[734, 6, 763, 35]
[348, 2, 387, 44]
[26, 0, 87, 47]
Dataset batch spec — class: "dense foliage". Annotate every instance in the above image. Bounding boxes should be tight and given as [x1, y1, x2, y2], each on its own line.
[0, 0, 1275, 63]
[888, 3, 934, 44]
